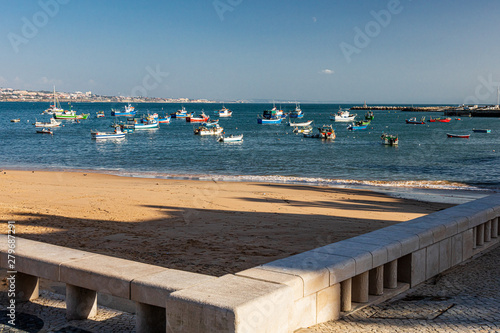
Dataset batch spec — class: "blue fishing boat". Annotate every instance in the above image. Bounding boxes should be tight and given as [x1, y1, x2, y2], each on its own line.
[171, 106, 192, 118]
[111, 104, 136, 117]
[347, 123, 368, 131]
[289, 103, 304, 118]
[134, 115, 159, 130]
[257, 105, 283, 124]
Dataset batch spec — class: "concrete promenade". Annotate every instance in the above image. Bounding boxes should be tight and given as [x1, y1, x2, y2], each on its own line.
[299, 243, 500, 333]
[0, 243, 497, 332]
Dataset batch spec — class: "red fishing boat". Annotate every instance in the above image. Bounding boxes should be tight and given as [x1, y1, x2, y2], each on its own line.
[186, 111, 209, 123]
[447, 133, 470, 138]
[429, 117, 451, 123]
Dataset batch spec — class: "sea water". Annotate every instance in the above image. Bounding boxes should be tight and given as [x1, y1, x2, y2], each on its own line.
[1, 102, 499, 197]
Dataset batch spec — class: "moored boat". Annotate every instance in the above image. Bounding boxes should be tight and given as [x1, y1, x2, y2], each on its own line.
[216, 105, 233, 117]
[194, 124, 224, 136]
[34, 118, 61, 127]
[96, 111, 105, 118]
[111, 104, 136, 117]
[447, 133, 470, 138]
[289, 103, 304, 118]
[289, 120, 313, 127]
[293, 126, 313, 134]
[91, 127, 126, 140]
[381, 133, 398, 146]
[304, 125, 336, 139]
[348, 121, 368, 131]
[258, 105, 283, 124]
[406, 117, 426, 124]
[158, 115, 171, 123]
[365, 111, 374, 120]
[472, 129, 491, 133]
[134, 116, 159, 130]
[171, 106, 192, 118]
[43, 87, 65, 114]
[331, 108, 356, 122]
[217, 134, 243, 142]
[187, 111, 209, 123]
[428, 117, 451, 123]
[36, 128, 53, 135]
[202, 119, 219, 127]
[10, 118, 20, 123]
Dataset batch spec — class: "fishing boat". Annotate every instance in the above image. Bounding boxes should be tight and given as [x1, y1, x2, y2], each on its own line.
[331, 108, 356, 122]
[472, 129, 491, 133]
[91, 127, 126, 140]
[53, 110, 89, 119]
[202, 119, 219, 127]
[96, 111, 105, 118]
[158, 115, 171, 123]
[428, 117, 451, 123]
[186, 111, 209, 123]
[44, 87, 65, 114]
[365, 111, 374, 120]
[216, 105, 233, 117]
[381, 133, 398, 146]
[111, 104, 136, 117]
[447, 133, 470, 138]
[134, 115, 159, 130]
[304, 125, 336, 139]
[257, 105, 283, 124]
[171, 106, 192, 118]
[10, 119, 20, 123]
[194, 124, 224, 136]
[289, 120, 313, 127]
[455, 118, 462, 121]
[36, 128, 53, 135]
[289, 103, 304, 118]
[217, 134, 243, 142]
[293, 126, 313, 134]
[406, 117, 426, 124]
[347, 120, 370, 131]
[34, 118, 61, 128]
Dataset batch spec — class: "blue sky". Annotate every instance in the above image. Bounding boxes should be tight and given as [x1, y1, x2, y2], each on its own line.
[1, 0, 500, 104]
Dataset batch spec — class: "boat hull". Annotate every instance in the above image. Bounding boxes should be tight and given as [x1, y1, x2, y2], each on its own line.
[447, 134, 470, 138]
[134, 123, 159, 130]
[257, 118, 282, 124]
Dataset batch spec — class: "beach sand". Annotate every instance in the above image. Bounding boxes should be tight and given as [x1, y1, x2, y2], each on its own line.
[0, 170, 453, 276]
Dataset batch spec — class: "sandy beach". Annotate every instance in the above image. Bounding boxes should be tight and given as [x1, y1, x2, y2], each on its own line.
[0, 170, 453, 276]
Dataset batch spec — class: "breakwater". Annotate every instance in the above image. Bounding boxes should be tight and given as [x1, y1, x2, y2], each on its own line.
[351, 106, 450, 112]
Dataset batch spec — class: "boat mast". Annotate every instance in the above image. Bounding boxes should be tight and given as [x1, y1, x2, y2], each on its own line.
[53, 86, 56, 107]
[497, 86, 499, 107]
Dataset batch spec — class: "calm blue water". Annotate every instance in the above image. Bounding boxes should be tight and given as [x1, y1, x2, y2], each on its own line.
[1, 102, 499, 190]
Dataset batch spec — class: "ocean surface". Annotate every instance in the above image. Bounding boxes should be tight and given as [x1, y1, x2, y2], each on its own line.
[1, 102, 499, 197]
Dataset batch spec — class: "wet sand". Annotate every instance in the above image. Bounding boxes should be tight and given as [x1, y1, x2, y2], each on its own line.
[0, 170, 453, 276]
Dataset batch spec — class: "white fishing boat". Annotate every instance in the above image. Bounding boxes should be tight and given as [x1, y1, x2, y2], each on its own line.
[134, 116, 159, 130]
[91, 127, 126, 140]
[10, 118, 20, 123]
[293, 126, 313, 134]
[44, 86, 65, 114]
[34, 118, 61, 128]
[289, 120, 313, 127]
[217, 134, 243, 142]
[330, 108, 356, 122]
[216, 105, 233, 117]
[194, 124, 224, 136]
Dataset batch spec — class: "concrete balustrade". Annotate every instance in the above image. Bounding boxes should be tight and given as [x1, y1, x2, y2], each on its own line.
[1, 193, 499, 332]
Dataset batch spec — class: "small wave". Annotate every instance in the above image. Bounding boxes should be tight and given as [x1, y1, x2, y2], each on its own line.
[113, 171, 493, 192]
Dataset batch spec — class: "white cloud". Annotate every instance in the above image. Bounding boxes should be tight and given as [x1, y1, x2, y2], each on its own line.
[39, 76, 63, 87]
[312, 17, 317, 23]
[320, 69, 334, 75]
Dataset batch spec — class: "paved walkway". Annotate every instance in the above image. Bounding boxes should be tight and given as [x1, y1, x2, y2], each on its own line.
[1, 244, 499, 332]
[299, 244, 500, 333]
